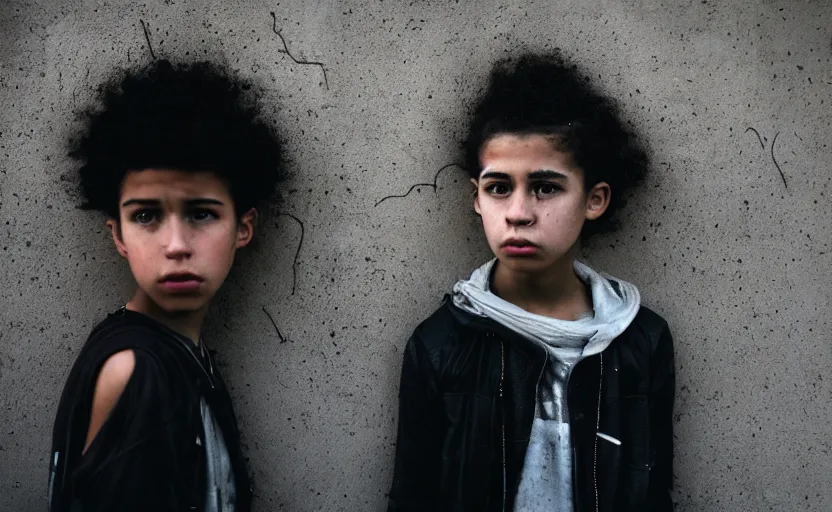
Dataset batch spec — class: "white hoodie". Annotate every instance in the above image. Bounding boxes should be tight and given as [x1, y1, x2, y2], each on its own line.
[452, 259, 640, 512]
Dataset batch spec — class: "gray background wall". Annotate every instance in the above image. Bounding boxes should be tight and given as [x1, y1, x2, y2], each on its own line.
[1, 0, 830, 510]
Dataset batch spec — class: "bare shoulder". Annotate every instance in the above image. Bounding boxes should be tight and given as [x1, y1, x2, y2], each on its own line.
[84, 349, 136, 452]
[96, 350, 136, 394]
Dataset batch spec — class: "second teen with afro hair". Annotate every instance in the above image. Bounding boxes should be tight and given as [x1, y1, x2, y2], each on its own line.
[389, 52, 675, 512]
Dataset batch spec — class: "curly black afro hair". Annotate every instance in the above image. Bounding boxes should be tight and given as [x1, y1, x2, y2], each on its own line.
[464, 52, 648, 240]
[71, 59, 285, 219]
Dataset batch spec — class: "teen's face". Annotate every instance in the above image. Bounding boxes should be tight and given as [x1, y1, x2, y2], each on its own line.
[108, 169, 255, 314]
[474, 134, 610, 274]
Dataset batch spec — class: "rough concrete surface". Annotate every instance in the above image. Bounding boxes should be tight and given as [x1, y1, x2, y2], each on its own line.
[1, 0, 830, 510]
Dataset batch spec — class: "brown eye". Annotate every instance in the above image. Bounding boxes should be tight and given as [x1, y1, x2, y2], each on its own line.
[532, 182, 561, 197]
[485, 183, 510, 196]
[189, 209, 218, 222]
[133, 210, 157, 224]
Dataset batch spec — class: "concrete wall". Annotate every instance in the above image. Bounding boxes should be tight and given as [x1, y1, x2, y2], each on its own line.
[1, 0, 830, 510]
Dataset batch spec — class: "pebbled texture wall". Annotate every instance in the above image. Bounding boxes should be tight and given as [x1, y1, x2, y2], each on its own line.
[1, 1, 830, 510]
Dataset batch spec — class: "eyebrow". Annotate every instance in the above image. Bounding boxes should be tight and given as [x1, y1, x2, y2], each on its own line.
[479, 171, 512, 181]
[121, 198, 225, 207]
[528, 169, 568, 180]
[479, 169, 568, 180]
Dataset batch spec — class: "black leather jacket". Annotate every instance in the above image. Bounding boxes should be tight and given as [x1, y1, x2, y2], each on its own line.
[388, 298, 675, 512]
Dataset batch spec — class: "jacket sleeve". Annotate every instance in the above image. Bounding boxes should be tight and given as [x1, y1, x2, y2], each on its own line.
[388, 332, 444, 512]
[69, 352, 186, 512]
[647, 321, 675, 511]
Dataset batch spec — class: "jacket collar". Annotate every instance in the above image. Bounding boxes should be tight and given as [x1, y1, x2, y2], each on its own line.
[443, 296, 547, 363]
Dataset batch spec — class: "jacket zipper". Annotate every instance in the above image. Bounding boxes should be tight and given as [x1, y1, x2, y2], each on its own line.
[565, 351, 604, 512]
[492, 328, 604, 511]
[508, 334, 548, 511]
[593, 353, 603, 512]
[497, 335, 506, 512]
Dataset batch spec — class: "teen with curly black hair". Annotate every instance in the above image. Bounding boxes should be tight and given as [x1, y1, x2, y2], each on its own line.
[389, 52, 675, 511]
[49, 59, 285, 512]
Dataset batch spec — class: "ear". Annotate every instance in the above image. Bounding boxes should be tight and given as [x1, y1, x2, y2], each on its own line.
[106, 218, 128, 258]
[585, 181, 611, 221]
[235, 208, 257, 248]
[470, 178, 481, 215]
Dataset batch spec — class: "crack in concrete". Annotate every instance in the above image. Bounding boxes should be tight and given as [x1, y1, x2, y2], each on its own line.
[744, 127, 788, 190]
[770, 132, 787, 190]
[374, 162, 465, 207]
[139, 19, 157, 60]
[276, 212, 304, 296]
[270, 11, 328, 89]
[262, 306, 288, 344]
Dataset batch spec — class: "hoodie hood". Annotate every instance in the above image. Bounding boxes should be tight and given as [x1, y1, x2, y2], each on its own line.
[452, 258, 641, 358]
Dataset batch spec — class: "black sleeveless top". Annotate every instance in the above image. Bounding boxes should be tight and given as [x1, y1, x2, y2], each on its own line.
[49, 308, 251, 512]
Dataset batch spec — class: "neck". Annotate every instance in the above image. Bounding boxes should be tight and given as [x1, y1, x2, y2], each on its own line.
[490, 248, 592, 320]
[126, 290, 206, 344]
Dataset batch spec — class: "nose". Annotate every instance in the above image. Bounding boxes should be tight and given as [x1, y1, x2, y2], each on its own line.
[505, 191, 535, 227]
[163, 217, 193, 260]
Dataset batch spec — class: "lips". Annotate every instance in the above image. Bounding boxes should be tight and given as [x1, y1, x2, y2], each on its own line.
[501, 238, 539, 256]
[160, 272, 203, 283]
[159, 272, 204, 292]
[502, 238, 535, 248]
